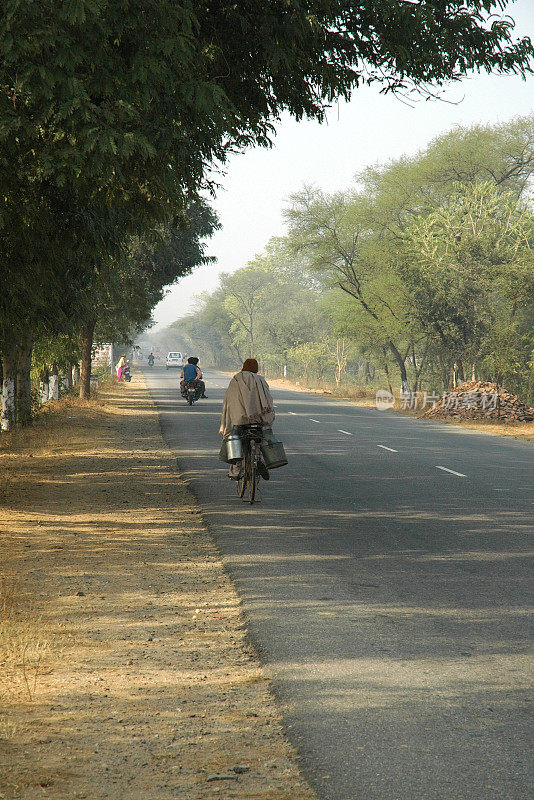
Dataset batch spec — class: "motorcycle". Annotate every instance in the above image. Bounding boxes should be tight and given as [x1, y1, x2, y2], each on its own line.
[147, 355, 154, 367]
[181, 379, 202, 406]
[122, 362, 132, 382]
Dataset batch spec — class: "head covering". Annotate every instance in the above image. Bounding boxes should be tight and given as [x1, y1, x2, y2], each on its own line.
[188, 356, 199, 365]
[242, 358, 258, 373]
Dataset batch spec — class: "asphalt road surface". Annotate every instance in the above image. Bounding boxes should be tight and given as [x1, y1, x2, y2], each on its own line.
[144, 366, 533, 800]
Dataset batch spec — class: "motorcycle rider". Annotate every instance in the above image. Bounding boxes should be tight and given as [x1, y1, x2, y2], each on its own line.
[147, 352, 155, 367]
[180, 357, 207, 399]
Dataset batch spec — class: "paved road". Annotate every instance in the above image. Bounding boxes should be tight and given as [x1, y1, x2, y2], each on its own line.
[144, 366, 533, 800]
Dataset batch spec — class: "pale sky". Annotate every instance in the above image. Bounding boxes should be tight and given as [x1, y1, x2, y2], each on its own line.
[152, 0, 533, 329]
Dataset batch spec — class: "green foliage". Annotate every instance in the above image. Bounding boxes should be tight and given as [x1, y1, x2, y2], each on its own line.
[2, 4, 533, 417]
[401, 180, 534, 390]
[3, 0, 530, 208]
[168, 240, 325, 373]
[281, 118, 534, 398]
[32, 332, 80, 377]
[166, 119, 534, 401]
[359, 114, 534, 237]
[93, 201, 219, 345]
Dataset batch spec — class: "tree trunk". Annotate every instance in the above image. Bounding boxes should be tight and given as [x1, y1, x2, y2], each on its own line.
[437, 352, 449, 391]
[388, 340, 409, 394]
[1, 345, 17, 432]
[16, 329, 34, 426]
[72, 363, 80, 386]
[39, 367, 49, 404]
[411, 343, 429, 395]
[79, 320, 95, 400]
[381, 348, 393, 395]
[48, 362, 59, 401]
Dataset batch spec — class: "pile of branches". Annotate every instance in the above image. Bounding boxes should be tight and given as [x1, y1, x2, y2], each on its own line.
[424, 381, 534, 423]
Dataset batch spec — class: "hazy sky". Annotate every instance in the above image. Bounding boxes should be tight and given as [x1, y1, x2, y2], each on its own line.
[152, 0, 534, 329]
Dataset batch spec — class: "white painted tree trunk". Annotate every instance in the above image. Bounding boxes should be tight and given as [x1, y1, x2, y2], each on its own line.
[48, 374, 59, 401]
[39, 381, 49, 404]
[1, 376, 15, 432]
[72, 364, 80, 386]
[1, 347, 17, 431]
[48, 363, 60, 401]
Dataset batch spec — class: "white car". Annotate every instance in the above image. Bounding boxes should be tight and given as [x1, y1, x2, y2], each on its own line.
[165, 351, 184, 369]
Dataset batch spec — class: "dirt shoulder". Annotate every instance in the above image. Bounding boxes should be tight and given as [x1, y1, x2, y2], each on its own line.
[267, 377, 534, 444]
[0, 376, 316, 800]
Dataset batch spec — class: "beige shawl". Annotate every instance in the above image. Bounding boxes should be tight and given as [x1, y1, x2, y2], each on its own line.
[219, 371, 275, 436]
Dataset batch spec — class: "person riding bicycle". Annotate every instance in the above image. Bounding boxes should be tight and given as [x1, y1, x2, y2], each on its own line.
[219, 358, 274, 480]
[180, 356, 207, 398]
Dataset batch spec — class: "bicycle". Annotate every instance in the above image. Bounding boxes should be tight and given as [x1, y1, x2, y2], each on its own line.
[235, 424, 264, 504]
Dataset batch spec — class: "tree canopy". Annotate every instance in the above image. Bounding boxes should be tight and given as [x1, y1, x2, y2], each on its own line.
[167, 117, 534, 403]
[1, 0, 532, 209]
[1, 2, 533, 426]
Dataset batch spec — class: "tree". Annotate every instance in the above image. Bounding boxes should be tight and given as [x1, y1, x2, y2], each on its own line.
[360, 114, 534, 239]
[2, 1, 533, 427]
[2, 1, 531, 207]
[400, 181, 534, 388]
[2, 1, 532, 311]
[286, 187, 415, 390]
[285, 118, 534, 396]
[0, 186, 117, 428]
[287, 342, 327, 383]
[249, 240, 327, 368]
[78, 201, 219, 399]
[221, 266, 273, 357]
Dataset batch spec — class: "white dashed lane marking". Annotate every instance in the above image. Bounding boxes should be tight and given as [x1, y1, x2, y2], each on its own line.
[309, 419, 321, 423]
[377, 445, 398, 452]
[338, 430, 353, 436]
[435, 466, 467, 478]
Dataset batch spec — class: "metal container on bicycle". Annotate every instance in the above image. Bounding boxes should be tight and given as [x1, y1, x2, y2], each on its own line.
[224, 433, 243, 463]
[260, 426, 288, 469]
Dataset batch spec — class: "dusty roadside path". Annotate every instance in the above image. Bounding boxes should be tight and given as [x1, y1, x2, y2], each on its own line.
[0, 375, 317, 800]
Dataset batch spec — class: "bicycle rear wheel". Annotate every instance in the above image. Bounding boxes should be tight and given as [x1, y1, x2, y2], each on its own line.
[236, 454, 246, 498]
[246, 442, 257, 504]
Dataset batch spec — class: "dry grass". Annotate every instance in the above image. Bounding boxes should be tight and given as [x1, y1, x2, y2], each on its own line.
[0, 575, 55, 798]
[268, 376, 377, 402]
[0, 576, 52, 704]
[422, 416, 534, 443]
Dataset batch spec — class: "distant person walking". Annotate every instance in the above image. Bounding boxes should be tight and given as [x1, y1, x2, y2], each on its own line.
[116, 354, 127, 382]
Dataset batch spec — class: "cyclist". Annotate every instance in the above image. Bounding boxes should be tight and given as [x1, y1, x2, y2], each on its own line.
[219, 358, 274, 479]
[180, 356, 207, 398]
